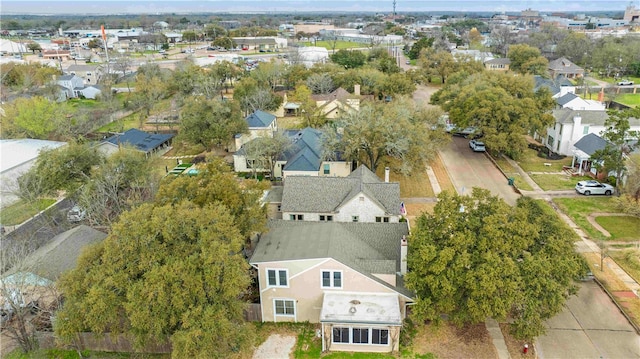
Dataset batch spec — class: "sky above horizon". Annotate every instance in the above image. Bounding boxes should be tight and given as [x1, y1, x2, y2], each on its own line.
[1, 0, 637, 15]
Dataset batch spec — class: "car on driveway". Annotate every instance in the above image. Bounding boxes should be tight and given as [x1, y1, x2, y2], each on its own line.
[575, 180, 614, 195]
[469, 139, 486, 152]
[617, 80, 634, 86]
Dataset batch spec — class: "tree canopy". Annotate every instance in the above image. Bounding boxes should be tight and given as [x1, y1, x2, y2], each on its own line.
[55, 160, 267, 358]
[431, 71, 555, 159]
[405, 189, 586, 340]
[324, 97, 448, 174]
[178, 96, 246, 149]
[507, 44, 548, 76]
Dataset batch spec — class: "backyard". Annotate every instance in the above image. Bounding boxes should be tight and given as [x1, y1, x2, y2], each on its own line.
[0, 198, 56, 226]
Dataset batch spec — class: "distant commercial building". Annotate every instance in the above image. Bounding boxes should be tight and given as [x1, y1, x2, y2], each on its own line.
[624, 4, 640, 23]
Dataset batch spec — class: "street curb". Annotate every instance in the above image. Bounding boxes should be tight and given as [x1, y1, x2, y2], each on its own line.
[592, 277, 640, 335]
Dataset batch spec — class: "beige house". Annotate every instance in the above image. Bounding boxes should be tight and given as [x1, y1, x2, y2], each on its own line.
[232, 110, 277, 152]
[548, 57, 584, 79]
[311, 86, 362, 119]
[250, 220, 412, 353]
[484, 58, 511, 71]
[281, 165, 402, 223]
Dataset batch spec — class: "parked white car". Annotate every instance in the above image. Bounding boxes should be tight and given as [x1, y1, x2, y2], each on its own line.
[575, 180, 614, 196]
[617, 80, 634, 86]
[67, 205, 87, 222]
[469, 139, 486, 152]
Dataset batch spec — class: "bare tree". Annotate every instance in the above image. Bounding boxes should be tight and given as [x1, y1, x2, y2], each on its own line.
[489, 25, 513, 57]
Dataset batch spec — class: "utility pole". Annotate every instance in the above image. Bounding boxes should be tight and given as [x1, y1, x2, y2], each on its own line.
[393, 0, 397, 19]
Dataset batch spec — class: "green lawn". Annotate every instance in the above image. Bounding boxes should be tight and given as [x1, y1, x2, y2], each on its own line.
[517, 147, 572, 173]
[553, 197, 619, 241]
[300, 40, 367, 50]
[595, 216, 640, 241]
[528, 174, 592, 191]
[491, 156, 534, 191]
[615, 93, 640, 108]
[5, 349, 169, 359]
[97, 112, 140, 132]
[0, 198, 56, 226]
[610, 250, 640, 284]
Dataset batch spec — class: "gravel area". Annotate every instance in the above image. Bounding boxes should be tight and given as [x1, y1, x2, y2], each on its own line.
[252, 334, 296, 359]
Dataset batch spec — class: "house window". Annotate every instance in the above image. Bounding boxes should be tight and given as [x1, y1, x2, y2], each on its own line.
[246, 159, 254, 169]
[289, 214, 303, 221]
[332, 327, 350, 343]
[583, 126, 589, 135]
[352, 216, 359, 222]
[277, 205, 281, 212]
[372, 329, 389, 345]
[323, 163, 330, 175]
[267, 269, 288, 287]
[547, 135, 554, 147]
[375, 216, 390, 223]
[321, 270, 342, 288]
[319, 215, 333, 222]
[274, 299, 295, 316]
[352, 328, 369, 344]
[559, 124, 563, 135]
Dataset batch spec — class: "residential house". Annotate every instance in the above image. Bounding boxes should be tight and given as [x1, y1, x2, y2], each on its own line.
[249, 220, 412, 353]
[66, 64, 103, 85]
[534, 75, 575, 99]
[451, 49, 494, 63]
[42, 50, 71, 61]
[77, 85, 102, 100]
[540, 108, 640, 157]
[548, 57, 584, 79]
[280, 165, 402, 223]
[484, 58, 511, 71]
[56, 74, 84, 99]
[555, 92, 605, 111]
[571, 133, 610, 176]
[98, 128, 174, 157]
[233, 110, 277, 151]
[234, 127, 350, 179]
[312, 86, 362, 120]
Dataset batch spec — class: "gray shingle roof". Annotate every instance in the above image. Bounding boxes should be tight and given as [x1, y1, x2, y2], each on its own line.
[16, 225, 107, 281]
[485, 58, 511, 65]
[281, 165, 400, 215]
[556, 93, 579, 106]
[245, 110, 276, 128]
[552, 108, 610, 126]
[58, 74, 75, 81]
[250, 220, 411, 296]
[548, 57, 584, 74]
[573, 133, 609, 155]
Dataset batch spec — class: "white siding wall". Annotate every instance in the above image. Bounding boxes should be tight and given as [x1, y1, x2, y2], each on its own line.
[335, 193, 398, 223]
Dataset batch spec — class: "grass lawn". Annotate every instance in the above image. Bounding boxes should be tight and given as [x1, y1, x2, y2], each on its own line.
[595, 216, 640, 241]
[430, 154, 455, 194]
[375, 166, 434, 198]
[299, 40, 366, 50]
[5, 349, 168, 359]
[615, 93, 640, 108]
[528, 173, 592, 191]
[553, 197, 619, 241]
[517, 147, 572, 173]
[609, 249, 640, 284]
[278, 116, 305, 130]
[0, 198, 56, 226]
[491, 156, 534, 191]
[67, 98, 101, 109]
[97, 112, 141, 132]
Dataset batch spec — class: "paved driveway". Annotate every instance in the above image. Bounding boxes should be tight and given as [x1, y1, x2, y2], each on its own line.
[439, 136, 520, 205]
[537, 281, 640, 359]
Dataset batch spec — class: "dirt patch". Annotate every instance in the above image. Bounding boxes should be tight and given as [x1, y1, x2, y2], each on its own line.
[252, 334, 296, 359]
[408, 322, 496, 359]
[499, 323, 536, 359]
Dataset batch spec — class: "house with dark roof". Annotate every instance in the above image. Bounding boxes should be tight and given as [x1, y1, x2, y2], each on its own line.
[280, 165, 401, 223]
[233, 110, 277, 151]
[233, 127, 351, 179]
[534, 75, 575, 99]
[99, 128, 174, 157]
[250, 220, 411, 353]
[555, 93, 605, 111]
[571, 133, 610, 176]
[548, 57, 584, 79]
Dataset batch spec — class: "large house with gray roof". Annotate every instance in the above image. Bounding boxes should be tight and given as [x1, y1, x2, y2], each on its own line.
[280, 165, 401, 223]
[233, 110, 278, 151]
[250, 220, 412, 353]
[548, 57, 584, 79]
[234, 127, 351, 179]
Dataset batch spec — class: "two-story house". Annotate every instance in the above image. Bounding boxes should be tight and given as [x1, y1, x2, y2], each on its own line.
[250, 220, 412, 353]
[281, 165, 402, 223]
[65, 64, 103, 85]
[56, 74, 84, 100]
[484, 58, 511, 71]
[555, 93, 605, 111]
[311, 86, 363, 119]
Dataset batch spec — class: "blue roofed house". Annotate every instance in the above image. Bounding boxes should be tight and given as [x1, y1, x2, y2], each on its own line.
[233, 127, 351, 179]
[249, 220, 412, 353]
[98, 128, 174, 157]
[571, 133, 610, 176]
[232, 110, 278, 152]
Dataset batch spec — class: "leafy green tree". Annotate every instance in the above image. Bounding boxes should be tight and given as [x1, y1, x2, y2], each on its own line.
[179, 96, 246, 149]
[591, 108, 640, 193]
[431, 71, 555, 159]
[330, 49, 366, 69]
[18, 141, 103, 199]
[27, 42, 42, 53]
[1, 96, 74, 139]
[406, 189, 585, 340]
[233, 77, 283, 114]
[507, 44, 548, 75]
[289, 83, 323, 127]
[182, 30, 197, 43]
[555, 32, 593, 66]
[212, 36, 236, 50]
[325, 97, 448, 174]
[243, 133, 292, 179]
[129, 65, 168, 116]
[408, 37, 434, 60]
[420, 50, 457, 84]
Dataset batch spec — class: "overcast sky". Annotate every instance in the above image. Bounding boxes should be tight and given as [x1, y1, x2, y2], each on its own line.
[1, 0, 636, 15]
